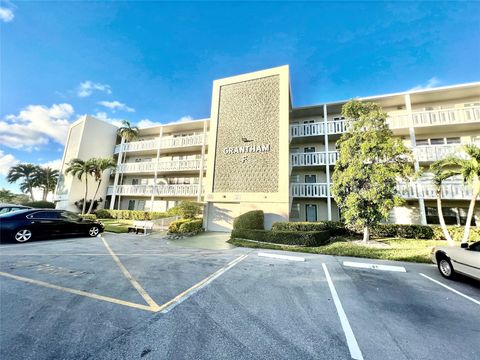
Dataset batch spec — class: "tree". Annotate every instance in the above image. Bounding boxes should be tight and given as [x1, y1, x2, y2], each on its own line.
[332, 100, 412, 242]
[433, 144, 480, 244]
[33, 167, 59, 201]
[86, 157, 116, 214]
[65, 158, 94, 214]
[0, 188, 15, 203]
[430, 161, 456, 246]
[7, 164, 39, 201]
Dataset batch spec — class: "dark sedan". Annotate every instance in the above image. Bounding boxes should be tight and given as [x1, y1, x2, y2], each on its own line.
[0, 209, 104, 243]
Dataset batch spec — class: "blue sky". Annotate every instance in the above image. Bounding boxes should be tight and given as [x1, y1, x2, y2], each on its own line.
[1, 1, 479, 193]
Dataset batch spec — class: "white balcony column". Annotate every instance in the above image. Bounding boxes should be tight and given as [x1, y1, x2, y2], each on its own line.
[110, 137, 124, 210]
[405, 94, 427, 225]
[324, 104, 332, 220]
[197, 119, 208, 202]
[150, 126, 163, 209]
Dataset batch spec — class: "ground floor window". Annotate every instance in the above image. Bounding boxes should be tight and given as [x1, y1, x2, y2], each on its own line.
[426, 206, 476, 226]
[128, 200, 135, 210]
[290, 203, 300, 219]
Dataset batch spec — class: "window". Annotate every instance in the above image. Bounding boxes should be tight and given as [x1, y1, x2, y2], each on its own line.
[128, 200, 135, 211]
[469, 242, 480, 252]
[306, 204, 317, 222]
[304, 147, 315, 153]
[28, 211, 60, 219]
[132, 178, 139, 185]
[290, 203, 300, 219]
[305, 175, 317, 183]
[290, 175, 300, 183]
[446, 137, 461, 144]
[416, 139, 429, 146]
[303, 120, 314, 124]
[61, 212, 81, 221]
[430, 138, 444, 145]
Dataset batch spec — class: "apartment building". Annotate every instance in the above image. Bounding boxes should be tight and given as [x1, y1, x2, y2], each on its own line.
[55, 66, 480, 231]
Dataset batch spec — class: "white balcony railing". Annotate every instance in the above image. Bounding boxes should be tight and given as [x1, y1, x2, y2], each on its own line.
[290, 120, 347, 138]
[291, 151, 338, 166]
[114, 134, 206, 154]
[290, 183, 328, 198]
[106, 184, 200, 197]
[389, 106, 480, 129]
[117, 159, 205, 174]
[396, 182, 472, 200]
[414, 144, 472, 162]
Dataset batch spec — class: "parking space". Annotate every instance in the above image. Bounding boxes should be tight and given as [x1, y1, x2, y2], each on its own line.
[0, 234, 479, 360]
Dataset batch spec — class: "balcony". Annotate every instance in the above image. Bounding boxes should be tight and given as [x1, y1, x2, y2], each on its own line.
[396, 182, 472, 200]
[290, 120, 347, 139]
[107, 184, 200, 197]
[388, 106, 480, 129]
[291, 151, 338, 167]
[291, 183, 328, 198]
[117, 159, 205, 174]
[114, 134, 206, 154]
[414, 144, 472, 162]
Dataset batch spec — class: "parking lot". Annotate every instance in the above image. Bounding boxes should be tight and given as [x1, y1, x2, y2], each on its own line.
[0, 233, 479, 360]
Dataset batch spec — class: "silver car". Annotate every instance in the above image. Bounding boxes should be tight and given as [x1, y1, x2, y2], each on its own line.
[431, 242, 480, 281]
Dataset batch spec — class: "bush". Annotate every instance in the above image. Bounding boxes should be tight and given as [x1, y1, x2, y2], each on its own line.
[178, 219, 204, 234]
[24, 201, 55, 209]
[233, 210, 264, 230]
[81, 214, 97, 221]
[231, 229, 331, 247]
[74, 198, 102, 212]
[168, 218, 192, 233]
[431, 225, 480, 241]
[272, 221, 348, 236]
[167, 201, 203, 219]
[94, 209, 167, 220]
[368, 224, 434, 239]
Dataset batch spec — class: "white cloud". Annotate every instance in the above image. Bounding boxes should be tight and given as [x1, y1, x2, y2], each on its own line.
[0, 7, 14, 22]
[0, 103, 74, 150]
[409, 77, 441, 91]
[98, 100, 135, 113]
[0, 150, 18, 176]
[93, 112, 124, 127]
[41, 158, 62, 170]
[137, 119, 161, 128]
[77, 81, 112, 97]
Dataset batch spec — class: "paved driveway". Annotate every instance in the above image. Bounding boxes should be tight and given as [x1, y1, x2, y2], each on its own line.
[0, 233, 479, 360]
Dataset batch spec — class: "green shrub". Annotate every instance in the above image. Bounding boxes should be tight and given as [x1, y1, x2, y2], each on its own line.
[168, 218, 192, 233]
[431, 225, 480, 241]
[233, 210, 264, 230]
[95, 209, 112, 219]
[231, 229, 331, 247]
[272, 221, 348, 236]
[167, 201, 203, 219]
[81, 214, 97, 221]
[178, 219, 204, 234]
[93, 209, 167, 220]
[368, 224, 434, 239]
[24, 201, 55, 209]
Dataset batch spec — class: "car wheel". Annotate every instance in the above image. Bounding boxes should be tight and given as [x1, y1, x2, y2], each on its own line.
[88, 226, 100, 237]
[438, 256, 455, 279]
[14, 229, 33, 243]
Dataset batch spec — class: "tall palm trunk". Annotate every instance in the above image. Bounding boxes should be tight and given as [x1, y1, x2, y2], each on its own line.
[462, 186, 479, 244]
[28, 185, 35, 202]
[87, 180, 102, 214]
[82, 178, 88, 215]
[436, 190, 454, 246]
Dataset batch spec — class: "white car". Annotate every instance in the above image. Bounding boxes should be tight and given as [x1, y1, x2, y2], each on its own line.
[431, 242, 480, 281]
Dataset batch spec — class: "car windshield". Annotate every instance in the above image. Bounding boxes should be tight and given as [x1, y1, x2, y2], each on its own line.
[0, 209, 30, 218]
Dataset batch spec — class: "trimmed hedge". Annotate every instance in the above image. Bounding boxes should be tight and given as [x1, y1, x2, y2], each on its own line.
[231, 229, 331, 247]
[178, 219, 204, 234]
[24, 201, 55, 209]
[367, 224, 434, 239]
[431, 225, 480, 241]
[168, 218, 191, 233]
[81, 214, 97, 221]
[94, 209, 167, 220]
[272, 221, 348, 236]
[233, 210, 264, 230]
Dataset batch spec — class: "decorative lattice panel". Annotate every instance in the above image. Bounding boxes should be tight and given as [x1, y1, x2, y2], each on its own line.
[213, 75, 280, 193]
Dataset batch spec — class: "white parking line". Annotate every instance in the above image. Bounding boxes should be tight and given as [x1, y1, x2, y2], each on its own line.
[258, 252, 305, 262]
[322, 263, 364, 360]
[419, 273, 480, 306]
[343, 261, 406, 273]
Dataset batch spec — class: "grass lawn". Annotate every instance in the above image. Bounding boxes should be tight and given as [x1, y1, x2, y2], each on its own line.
[228, 237, 455, 263]
[99, 219, 133, 233]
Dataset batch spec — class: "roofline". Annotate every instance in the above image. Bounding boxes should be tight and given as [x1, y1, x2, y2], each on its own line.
[293, 81, 480, 111]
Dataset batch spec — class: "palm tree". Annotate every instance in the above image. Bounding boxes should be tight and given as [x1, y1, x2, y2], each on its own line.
[86, 157, 117, 214]
[33, 167, 59, 201]
[433, 144, 480, 244]
[7, 164, 39, 201]
[65, 158, 94, 214]
[430, 160, 456, 246]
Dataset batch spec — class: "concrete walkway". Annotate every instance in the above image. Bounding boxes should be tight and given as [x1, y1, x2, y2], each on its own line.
[168, 231, 234, 250]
